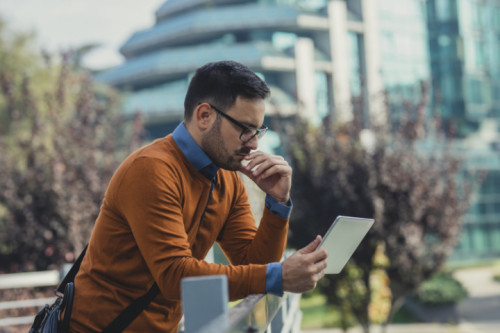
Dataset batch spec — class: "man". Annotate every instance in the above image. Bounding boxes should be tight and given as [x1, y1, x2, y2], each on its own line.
[69, 61, 328, 332]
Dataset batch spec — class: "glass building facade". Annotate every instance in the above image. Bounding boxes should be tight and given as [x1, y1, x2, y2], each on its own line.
[426, 0, 500, 261]
[427, 0, 500, 136]
[96, 0, 500, 262]
[378, 0, 431, 125]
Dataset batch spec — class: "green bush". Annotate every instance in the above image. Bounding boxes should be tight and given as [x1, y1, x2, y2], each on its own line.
[414, 272, 468, 305]
[493, 274, 500, 283]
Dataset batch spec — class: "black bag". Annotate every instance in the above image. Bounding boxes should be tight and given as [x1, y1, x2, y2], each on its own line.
[29, 245, 159, 333]
[29, 246, 86, 333]
[29, 282, 74, 333]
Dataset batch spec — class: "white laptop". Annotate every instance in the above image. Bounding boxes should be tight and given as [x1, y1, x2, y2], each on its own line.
[318, 216, 375, 274]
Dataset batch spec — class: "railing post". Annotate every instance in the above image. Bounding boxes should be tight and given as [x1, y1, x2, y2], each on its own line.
[288, 293, 302, 333]
[269, 294, 286, 333]
[181, 275, 229, 333]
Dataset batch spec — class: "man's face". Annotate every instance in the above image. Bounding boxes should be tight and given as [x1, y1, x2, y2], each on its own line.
[201, 96, 265, 171]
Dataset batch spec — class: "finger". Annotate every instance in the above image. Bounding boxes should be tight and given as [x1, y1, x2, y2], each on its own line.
[312, 254, 328, 272]
[313, 267, 326, 282]
[253, 162, 291, 180]
[244, 153, 284, 172]
[308, 258, 328, 283]
[298, 235, 322, 254]
[244, 150, 275, 161]
[303, 248, 328, 265]
[244, 162, 290, 183]
[244, 158, 284, 176]
[238, 164, 254, 177]
[242, 151, 268, 165]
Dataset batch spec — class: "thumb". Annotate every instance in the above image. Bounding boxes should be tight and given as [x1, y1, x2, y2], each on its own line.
[298, 235, 322, 254]
[238, 164, 256, 180]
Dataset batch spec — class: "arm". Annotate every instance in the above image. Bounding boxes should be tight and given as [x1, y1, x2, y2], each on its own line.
[239, 151, 328, 294]
[218, 151, 291, 264]
[216, 173, 289, 265]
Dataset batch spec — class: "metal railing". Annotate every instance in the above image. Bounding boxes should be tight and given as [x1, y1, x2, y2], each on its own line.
[0, 271, 301, 333]
[182, 275, 302, 333]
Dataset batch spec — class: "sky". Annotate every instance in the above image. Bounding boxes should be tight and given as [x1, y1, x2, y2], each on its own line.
[0, 0, 166, 70]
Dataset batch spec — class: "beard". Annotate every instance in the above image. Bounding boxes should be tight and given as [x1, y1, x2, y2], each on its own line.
[201, 120, 250, 171]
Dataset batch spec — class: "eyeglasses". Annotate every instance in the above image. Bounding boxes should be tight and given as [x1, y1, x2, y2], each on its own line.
[208, 104, 268, 143]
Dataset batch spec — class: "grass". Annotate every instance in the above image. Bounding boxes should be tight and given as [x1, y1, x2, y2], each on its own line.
[300, 292, 420, 329]
[300, 292, 333, 329]
[390, 306, 419, 323]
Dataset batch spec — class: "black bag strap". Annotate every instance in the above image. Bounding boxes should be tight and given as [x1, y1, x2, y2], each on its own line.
[56, 245, 88, 294]
[56, 244, 161, 332]
[102, 283, 160, 333]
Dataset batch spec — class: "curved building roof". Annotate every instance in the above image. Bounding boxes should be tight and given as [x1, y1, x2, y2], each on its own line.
[121, 3, 326, 58]
[155, 0, 253, 21]
[97, 41, 293, 88]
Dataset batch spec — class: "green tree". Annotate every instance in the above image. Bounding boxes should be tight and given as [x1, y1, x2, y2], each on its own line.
[0, 19, 143, 272]
[278, 82, 472, 332]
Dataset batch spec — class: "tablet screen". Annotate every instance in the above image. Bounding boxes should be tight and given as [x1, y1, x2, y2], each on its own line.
[318, 216, 374, 274]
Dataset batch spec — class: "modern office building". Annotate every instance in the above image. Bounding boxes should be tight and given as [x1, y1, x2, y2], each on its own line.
[426, 0, 500, 137]
[97, 0, 430, 137]
[425, 0, 500, 261]
[96, 0, 500, 261]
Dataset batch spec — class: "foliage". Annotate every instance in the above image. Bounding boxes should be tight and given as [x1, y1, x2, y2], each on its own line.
[368, 245, 392, 324]
[300, 289, 357, 329]
[413, 272, 468, 305]
[277, 81, 473, 332]
[0, 19, 143, 272]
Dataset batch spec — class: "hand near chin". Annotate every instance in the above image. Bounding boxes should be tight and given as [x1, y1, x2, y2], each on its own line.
[239, 151, 292, 204]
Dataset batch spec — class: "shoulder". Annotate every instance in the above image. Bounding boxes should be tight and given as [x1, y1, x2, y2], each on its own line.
[112, 136, 198, 188]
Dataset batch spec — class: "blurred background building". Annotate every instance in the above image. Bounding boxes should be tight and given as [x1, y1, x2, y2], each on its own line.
[425, 0, 500, 262]
[95, 0, 500, 262]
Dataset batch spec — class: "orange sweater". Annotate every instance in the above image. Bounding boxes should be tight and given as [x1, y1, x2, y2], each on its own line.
[69, 135, 289, 332]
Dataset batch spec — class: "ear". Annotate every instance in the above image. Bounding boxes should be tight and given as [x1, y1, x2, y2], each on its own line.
[193, 103, 215, 131]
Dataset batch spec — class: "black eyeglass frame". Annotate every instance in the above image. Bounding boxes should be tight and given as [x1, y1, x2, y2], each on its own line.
[207, 103, 268, 143]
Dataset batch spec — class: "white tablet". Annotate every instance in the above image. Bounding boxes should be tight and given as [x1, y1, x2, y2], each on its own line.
[318, 216, 374, 274]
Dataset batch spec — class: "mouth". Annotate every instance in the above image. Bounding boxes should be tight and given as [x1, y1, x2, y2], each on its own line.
[236, 148, 251, 163]
[238, 148, 251, 155]
[237, 152, 249, 165]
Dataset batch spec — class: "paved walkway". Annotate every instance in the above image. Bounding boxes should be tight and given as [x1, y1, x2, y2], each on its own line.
[304, 266, 500, 333]
[455, 266, 500, 333]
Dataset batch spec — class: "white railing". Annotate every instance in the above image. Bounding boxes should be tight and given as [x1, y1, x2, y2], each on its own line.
[0, 269, 61, 327]
[0, 271, 302, 332]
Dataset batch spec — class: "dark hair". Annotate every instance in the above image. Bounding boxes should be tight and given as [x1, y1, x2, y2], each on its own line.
[184, 61, 270, 121]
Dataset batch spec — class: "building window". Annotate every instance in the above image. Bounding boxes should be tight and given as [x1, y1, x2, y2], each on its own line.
[272, 32, 298, 51]
[435, 0, 454, 21]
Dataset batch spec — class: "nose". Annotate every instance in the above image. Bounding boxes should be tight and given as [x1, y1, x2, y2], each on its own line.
[244, 135, 259, 150]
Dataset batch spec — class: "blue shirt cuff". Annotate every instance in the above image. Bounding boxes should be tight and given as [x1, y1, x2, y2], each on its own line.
[265, 195, 292, 219]
[266, 262, 283, 296]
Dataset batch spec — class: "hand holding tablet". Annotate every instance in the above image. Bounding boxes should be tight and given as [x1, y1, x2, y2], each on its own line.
[281, 216, 373, 293]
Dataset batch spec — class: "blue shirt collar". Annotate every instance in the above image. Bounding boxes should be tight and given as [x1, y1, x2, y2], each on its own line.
[172, 122, 219, 180]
